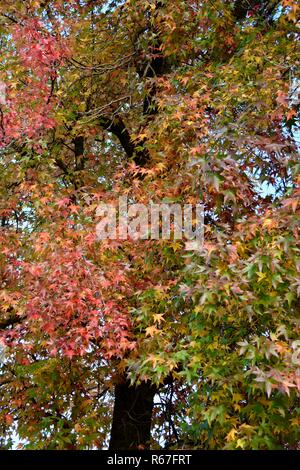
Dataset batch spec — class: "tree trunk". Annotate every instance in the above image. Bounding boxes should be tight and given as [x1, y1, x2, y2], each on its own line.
[109, 378, 157, 450]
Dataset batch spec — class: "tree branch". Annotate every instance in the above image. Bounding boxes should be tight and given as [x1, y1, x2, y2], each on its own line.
[99, 115, 149, 166]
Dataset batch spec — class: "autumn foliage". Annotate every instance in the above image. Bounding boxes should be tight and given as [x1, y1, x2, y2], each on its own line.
[0, 0, 299, 450]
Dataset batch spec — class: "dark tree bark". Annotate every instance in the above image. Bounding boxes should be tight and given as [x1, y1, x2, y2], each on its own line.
[102, 111, 156, 449]
[107, 3, 168, 449]
[99, 116, 149, 166]
[109, 378, 157, 450]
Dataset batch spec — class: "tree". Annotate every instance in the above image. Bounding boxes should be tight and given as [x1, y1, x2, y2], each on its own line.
[0, 0, 299, 450]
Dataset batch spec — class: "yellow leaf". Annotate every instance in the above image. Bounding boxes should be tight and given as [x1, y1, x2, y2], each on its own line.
[226, 428, 237, 442]
[236, 438, 246, 449]
[256, 272, 267, 282]
[145, 325, 159, 337]
[153, 314, 165, 325]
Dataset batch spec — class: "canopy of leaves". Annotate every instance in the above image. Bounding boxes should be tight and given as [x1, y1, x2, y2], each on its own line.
[0, 0, 299, 450]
